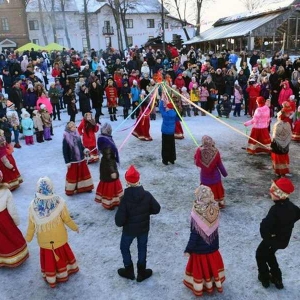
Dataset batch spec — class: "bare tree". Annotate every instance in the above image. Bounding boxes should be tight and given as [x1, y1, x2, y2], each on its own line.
[240, 0, 283, 11]
[195, 0, 204, 36]
[83, 0, 91, 50]
[60, 0, 71, 48]
[37, 0, 49, 45]
[164, 0, 191, 40]
[50, 0, 58, 43]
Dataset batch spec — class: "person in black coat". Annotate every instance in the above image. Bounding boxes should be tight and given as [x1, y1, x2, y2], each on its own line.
[78, 84, 91, 117]
[89, 81, 104, 123]
[256, 178, 300, 289]
[115, 165, 160, 282]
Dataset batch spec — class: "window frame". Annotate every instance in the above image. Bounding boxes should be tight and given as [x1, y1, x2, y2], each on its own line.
[29, 20, 39, 31]
[1, 18, 9, 32]
[147, 19, 155, 28]
[125, 19, 133, 29]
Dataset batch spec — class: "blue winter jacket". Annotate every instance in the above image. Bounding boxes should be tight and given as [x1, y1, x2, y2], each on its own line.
[21, 118, 34, 136]
[24, 91, 37, 108]
[131, 86, 140, 103]
[185, 226, 219, 254]
[159, 100, 177, 135]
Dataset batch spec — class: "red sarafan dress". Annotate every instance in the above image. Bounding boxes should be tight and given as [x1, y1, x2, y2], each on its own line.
[292, 111, 300, 142]
[26, 177, 79, 288]
[0, 142, 22, 191]
[78, 115, 100, 163]
[132, 104, 153, 141]
[0, 184, 29, 267]
[184, 185, 225, 297]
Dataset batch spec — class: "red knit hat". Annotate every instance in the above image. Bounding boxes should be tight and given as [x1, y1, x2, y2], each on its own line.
[125, 165, 140, 185]
[270, 178, 294, 200]
[167, 102, 174, 109]
[256, 96, 266, 107]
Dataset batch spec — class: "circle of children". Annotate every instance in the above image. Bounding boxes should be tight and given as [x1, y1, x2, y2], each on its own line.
[1, 45, 300, 296]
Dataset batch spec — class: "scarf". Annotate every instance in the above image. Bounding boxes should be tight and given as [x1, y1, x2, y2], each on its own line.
[195, 135, 218, 168]
[272, 119, 292, 149]
[191, 185, 219, 245]
[97, 134, 119, 163]
[63, 129, 81, 161]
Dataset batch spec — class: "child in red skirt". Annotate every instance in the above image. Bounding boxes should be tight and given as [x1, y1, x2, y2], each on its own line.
[63, 122, 94, 195]
[184, 184, 225, 297]
[0, 135, 22, 191]
[95, 123, 123, 209]
[0, 170, 29, 268]
[26, 177, 79, 288]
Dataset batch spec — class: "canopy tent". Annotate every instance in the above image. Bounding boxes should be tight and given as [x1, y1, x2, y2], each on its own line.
[43, 42, 66, 51]
[15, 42, 41, 52]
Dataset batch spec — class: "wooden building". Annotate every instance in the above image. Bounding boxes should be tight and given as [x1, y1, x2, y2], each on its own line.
[0, 0, 29, 52]
[185, 0, 300, 55]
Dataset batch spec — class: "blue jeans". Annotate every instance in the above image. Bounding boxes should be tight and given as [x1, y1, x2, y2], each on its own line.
[12, 128, 19, 144]
[120, 232, 148, 266]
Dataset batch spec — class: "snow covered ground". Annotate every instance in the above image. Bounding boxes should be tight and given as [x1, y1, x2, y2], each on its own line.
[1, 103, 300, 300]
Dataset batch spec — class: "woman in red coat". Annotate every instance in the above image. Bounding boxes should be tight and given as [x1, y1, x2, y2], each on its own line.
[78, 112, 100, 163]
[246, 79, 261, 117]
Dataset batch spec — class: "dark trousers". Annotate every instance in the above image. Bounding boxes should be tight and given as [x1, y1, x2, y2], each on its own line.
[36, 131, 44, 143]
[108, 107, 117, 115]
[69, 113, 76, 122]
[162, 133, 176, 163]
[207, 97, 215, 113]
[120, 232, 148, 266]
[233, 103, 241, 116]
[52, 102, 61, 120]
[95, 107, 101, 123]
[256, 240, 280, 277]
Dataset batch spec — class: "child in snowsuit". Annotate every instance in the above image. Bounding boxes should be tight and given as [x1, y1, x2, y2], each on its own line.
[20, 109, 34, 145]
[181, 87, 191, 117]
[32, 110, 44, 143]
[115, 165, 160, 282]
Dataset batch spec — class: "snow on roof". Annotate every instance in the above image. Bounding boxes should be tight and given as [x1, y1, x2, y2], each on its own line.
[214, 0, 294, 26]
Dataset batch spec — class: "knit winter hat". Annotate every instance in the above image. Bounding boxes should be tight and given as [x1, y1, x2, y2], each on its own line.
[101, 122, 112, 136]
[28, 84, 34, 90]
[36, 176, 54, 196]
[270, 178, 294, 200]
[6, 100, 15, 108]
[125, 165, 140, 185]
[40, 104, 46, 110]
[167, 102, 174, 109]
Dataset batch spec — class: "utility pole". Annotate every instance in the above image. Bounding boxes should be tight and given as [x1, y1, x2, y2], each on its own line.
[161, 0, 165, 53]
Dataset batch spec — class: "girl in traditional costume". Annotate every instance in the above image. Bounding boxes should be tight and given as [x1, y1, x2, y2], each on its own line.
[77, 112, 100, 163]
[95, 123, 123, 209]
[292, 106, 300, 142]
[132, 99, 153, 141]
[244, 96, 271, 154]
[25, 177, 79, 288]
[0, 134, 22, 191]
[0, 170, 29, 267]
[63, 122, 94, 196]
[183, 185, 225, 297]
[271, 107, 292, 177]
[194, 136, 228, 208]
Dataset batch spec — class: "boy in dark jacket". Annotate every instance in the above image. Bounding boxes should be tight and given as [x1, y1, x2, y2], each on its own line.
[256, 178, 300, 289]
[216, 93, 232, 118]
[115, 165, 161, 282]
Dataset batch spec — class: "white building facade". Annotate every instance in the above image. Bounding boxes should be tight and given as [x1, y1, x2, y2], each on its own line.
[26, 0, 194, 51]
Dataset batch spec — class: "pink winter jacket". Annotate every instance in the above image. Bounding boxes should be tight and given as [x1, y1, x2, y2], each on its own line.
[244, 105, 270, 128]
[36, 96, 53, 114]
[278, 81, 293, 106]
[234, 88, 243, 104]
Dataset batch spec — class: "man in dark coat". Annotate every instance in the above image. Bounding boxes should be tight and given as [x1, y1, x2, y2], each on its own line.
[9, 81, 23, 115]
[256, 178, 300, 289]
[115, 165, 160, 282]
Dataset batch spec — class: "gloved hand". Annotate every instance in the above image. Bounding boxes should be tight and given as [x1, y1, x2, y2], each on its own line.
[83, 148, 90, 155]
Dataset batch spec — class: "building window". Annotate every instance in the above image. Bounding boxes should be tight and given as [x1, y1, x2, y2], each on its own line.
[82, 38, 88, 49]
[32, 39, 39, 45]
[127, 36, 133, 47]
[55, 18, 64, 30]
[125, 19, 133, 29]
[79, 20, 85, 30]
[1, 18, 9, 31]
[147, 19, 155, 28]
[57, 38, 64, 46]
[104, 20, 110, 28]
[29, 20, 39, 30]
[165, 22, 169, 29]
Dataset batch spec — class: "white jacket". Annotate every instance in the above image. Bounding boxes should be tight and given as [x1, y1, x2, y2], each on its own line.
[0, 187, 20, 225]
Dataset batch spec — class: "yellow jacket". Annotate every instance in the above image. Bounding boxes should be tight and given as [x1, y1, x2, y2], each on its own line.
[190, 89, 200, 102]
[26, 205, 78, 250]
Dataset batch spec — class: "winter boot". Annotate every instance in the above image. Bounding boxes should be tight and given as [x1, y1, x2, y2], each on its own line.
[118, 263, 135, 280]
[258, 272, 270, 288]
[136, 263, 152, 282]
[270, 269, 284, 289]
[113, 114, 117, 121]
[14, 143, 21, 149]
[110, 115, 114, 122]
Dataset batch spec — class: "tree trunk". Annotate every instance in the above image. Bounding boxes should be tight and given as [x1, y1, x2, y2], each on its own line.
[120, 14, 129, 49]
[195, 0, 203, 36]
[38, 0, 48, 45]
[83, 0, 91, 50]
[50, 0, 57, 43]
[60, 0, 71, 48]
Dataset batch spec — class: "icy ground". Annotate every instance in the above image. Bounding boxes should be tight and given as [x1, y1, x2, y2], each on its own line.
[1, 106, 300, 300]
